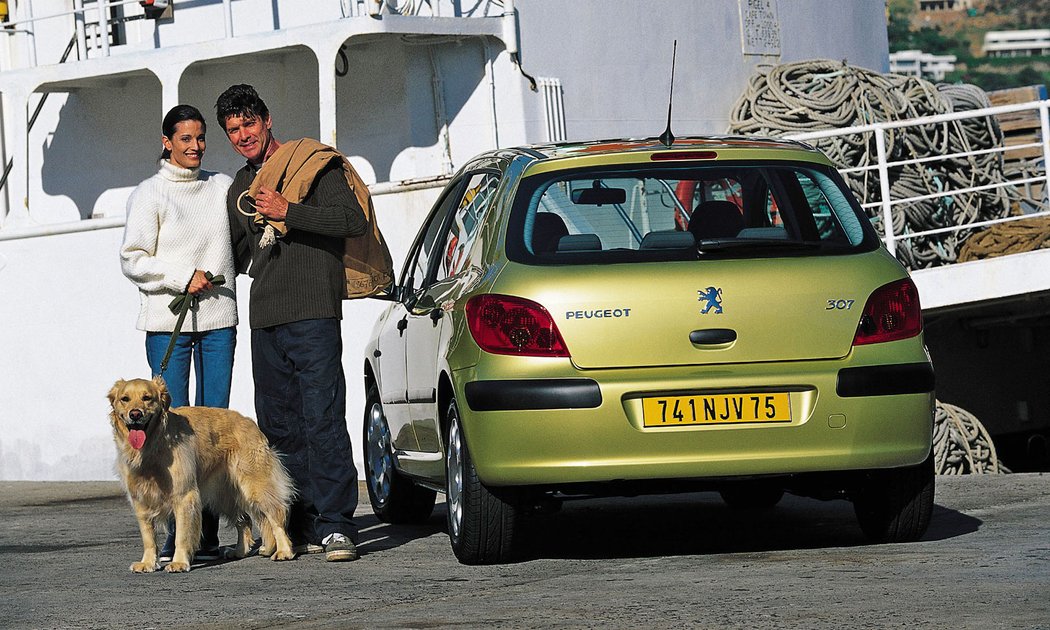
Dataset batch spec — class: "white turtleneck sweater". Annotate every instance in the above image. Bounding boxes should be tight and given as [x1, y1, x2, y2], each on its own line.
[121, 160, 237, 333]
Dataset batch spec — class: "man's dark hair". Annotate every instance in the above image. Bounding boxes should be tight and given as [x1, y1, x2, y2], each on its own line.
[215, 84, 269, 129]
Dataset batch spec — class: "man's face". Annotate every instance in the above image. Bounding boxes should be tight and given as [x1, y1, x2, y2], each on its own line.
[223, 113, 272, 164]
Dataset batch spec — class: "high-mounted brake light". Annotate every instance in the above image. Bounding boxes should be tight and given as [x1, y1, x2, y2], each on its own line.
[853, 278, 923, 346]
[650, 151, 718, 161]
[466, 294, 569, 357]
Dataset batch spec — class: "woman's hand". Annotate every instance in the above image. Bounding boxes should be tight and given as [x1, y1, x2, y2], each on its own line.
[187, 269, 214, 295]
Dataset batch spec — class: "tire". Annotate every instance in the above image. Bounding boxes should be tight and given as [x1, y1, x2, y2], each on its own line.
[719, 482, 784, 510]
[363, 384, 436, 524]
[445, 398, 519, 565]
[853, 451, 935, 543]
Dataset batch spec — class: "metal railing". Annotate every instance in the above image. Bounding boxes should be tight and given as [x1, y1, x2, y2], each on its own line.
[2, 0, 490, 69]
[1, 0, 253, 68]
[785, 99, 1050, 259]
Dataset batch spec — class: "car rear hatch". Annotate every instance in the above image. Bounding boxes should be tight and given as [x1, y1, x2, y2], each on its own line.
[508, 252, 896, 369]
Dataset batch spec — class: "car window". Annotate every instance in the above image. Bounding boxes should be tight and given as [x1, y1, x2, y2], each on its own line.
[511, 162, 875, 264]
[436, 171, 501, 282]
[402, 180, 461, 296]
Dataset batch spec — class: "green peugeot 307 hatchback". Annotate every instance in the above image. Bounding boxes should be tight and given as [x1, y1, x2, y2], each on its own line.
[362, 136, 935, 564]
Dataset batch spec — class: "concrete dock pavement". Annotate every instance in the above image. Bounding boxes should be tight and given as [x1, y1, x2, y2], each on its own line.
[0, 474, 1048, 629]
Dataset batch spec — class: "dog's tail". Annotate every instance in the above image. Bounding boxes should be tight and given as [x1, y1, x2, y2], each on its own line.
[256, 445, 296, 512]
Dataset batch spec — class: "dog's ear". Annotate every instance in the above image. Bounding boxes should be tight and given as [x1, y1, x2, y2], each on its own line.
[152, 375, 172, 410]
[107, 380, 126, 407]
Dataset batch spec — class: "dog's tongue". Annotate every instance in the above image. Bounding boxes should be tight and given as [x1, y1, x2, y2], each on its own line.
[128, 430, 146, 450]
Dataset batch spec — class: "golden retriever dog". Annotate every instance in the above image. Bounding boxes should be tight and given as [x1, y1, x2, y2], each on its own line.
[107, 376, 295, 573]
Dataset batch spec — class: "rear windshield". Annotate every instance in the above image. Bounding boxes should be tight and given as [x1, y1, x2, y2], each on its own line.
[506, 161, 879, 264]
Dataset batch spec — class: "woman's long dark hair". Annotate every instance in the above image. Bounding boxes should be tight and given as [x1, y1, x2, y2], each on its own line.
[161, 104, 206, 160]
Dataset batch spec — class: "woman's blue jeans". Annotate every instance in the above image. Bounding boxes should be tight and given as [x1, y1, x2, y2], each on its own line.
[145, 326, 236, 553]
[146, 326, 236, 408]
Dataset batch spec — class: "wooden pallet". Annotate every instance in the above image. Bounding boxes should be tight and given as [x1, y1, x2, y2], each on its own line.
[988, 85, 1047, 163]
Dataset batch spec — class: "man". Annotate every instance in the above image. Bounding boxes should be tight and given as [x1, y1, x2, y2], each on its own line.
[216, 84, 366, 562]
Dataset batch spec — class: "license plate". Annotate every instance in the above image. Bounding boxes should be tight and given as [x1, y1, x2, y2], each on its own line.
[642, 392, 791, 427]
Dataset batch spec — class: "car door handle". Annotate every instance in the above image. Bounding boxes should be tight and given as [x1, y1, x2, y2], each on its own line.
[689, 328, 737, 345]
[396, 317, 408, 336]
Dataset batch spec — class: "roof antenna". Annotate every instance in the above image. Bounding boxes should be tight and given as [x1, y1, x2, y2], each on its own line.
[658, 39, 677, 147]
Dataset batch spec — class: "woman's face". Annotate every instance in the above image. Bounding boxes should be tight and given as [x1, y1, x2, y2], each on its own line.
[162, 119, 206, 169]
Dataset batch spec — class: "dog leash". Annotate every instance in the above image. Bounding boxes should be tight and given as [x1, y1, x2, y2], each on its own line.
[159, 271, 225, 373]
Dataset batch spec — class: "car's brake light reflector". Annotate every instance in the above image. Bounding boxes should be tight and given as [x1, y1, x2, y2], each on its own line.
[466, 294, 569, 357]
[853, 278, 923, 345]
[650, 151, 717, 161]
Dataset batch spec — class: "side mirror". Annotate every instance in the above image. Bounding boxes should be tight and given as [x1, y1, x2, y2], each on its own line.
[366, 286, 401, 302]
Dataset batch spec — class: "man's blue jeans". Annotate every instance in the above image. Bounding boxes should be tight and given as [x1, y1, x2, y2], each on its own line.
[252, 318, 359, 544]
[146, 326, 236, 408]
[145, 326, 236, 552]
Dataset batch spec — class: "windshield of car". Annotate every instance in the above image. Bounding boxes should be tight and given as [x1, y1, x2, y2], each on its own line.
[507, 161, 878, 263]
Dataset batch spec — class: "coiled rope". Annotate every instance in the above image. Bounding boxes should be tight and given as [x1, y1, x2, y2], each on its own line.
[727, 59, 1015, 270]
[934, 401, 1009, 475]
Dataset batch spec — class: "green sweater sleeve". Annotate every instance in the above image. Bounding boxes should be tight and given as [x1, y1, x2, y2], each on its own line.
[284, 161, 368, 238]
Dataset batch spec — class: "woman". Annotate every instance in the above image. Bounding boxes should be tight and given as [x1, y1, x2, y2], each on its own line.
[120, 104, 236, 562]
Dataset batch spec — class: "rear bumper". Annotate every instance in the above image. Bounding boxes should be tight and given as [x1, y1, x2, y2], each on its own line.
[837, 362, 935, 397]
[456, 355, 934, 487]
[464, 379, 602, 411]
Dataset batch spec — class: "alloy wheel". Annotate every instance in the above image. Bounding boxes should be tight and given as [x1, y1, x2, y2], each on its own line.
[446, 413, 464, 541]
[366, 401, 392, 507]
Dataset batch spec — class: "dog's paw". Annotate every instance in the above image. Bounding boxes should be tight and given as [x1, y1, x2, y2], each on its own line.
[130, 561, 159, 573]
[164, 561, 191, 573]
[258, 544, 275, 558]
[271, 549, 295, 561]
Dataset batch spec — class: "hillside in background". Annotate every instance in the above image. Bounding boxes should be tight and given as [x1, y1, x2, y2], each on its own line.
[888, 0, 1050, 91]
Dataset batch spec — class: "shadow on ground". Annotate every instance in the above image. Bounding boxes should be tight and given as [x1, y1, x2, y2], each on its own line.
[353, 492, 982, 562]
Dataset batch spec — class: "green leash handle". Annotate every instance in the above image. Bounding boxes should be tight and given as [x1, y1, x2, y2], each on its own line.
[158, 272, 225, 374]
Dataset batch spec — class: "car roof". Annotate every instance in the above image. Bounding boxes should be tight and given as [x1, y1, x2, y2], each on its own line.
[487, 135, 832, 173]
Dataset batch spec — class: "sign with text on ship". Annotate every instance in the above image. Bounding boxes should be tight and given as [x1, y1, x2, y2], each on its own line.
[642, 392, 791, 427]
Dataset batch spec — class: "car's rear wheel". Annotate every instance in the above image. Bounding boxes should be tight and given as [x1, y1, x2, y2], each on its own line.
[364, 384, 436, 523]
[852, 451, 935, 543]
[719, 482, 784, 510]
[445, 398, 519, 564]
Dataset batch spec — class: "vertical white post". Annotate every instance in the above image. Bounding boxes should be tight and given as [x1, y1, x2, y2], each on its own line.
[99, 0, 110, 57]
[874, 125, 895, 255]
[502, 0, 518, 56]
[161, 76, 180, 117]
[21, 0, 37, 67]
[318, 49, 338, 147]
[483, 40, 499, 148]
[1040, 102, 1050, 212]
[73, 0, 88, 60]
[223, 0, 233, 37]
[1, 88, 31, 227]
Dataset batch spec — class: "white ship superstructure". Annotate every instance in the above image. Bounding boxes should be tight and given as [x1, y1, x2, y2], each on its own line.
[0, 0, 977, 480]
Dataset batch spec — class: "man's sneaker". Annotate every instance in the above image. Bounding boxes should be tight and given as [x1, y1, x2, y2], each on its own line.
[322, 533, 358, 562]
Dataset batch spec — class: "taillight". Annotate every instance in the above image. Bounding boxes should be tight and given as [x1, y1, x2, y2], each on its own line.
[853, 278, 923, 346]
[466, 294, 569, 357]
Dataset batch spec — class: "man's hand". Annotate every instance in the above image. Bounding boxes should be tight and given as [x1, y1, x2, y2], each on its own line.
[187, 269, 214, 295]
[255, 186, 289, 221]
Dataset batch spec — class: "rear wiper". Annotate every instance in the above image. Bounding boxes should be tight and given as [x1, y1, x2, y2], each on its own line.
[697, 239, 823, 253]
